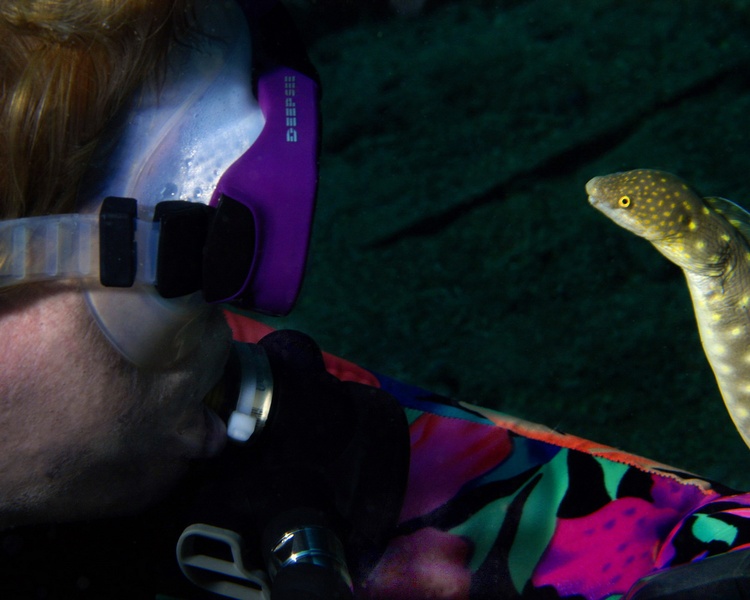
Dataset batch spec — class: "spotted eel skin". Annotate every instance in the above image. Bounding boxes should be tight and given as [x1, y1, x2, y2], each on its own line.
[587, 169, 750, 449]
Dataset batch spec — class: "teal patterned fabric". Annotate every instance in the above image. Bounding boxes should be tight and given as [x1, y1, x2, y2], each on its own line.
[356, 373, 750, 599]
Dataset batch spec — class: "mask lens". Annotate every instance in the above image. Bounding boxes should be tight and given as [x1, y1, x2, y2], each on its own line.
[85, 287, 212, 369]
[78, 0, 262, 369]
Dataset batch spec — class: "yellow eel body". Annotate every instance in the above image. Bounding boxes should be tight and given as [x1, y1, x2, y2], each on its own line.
[587, 169, 750, 449]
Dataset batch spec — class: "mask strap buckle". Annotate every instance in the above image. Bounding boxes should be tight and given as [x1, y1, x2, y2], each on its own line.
[99, 196, 137, 287]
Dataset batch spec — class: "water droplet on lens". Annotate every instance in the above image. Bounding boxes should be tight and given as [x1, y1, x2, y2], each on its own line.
[161, 183, 178, 199]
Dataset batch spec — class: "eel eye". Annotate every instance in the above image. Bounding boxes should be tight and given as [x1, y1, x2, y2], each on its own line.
[618, 195, 631, 208]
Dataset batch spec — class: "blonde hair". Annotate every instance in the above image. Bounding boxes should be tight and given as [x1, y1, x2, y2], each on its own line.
[0, 0, 191, 220]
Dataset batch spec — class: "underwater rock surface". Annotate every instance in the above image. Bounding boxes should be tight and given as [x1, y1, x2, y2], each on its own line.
[273, 0, 750, 489]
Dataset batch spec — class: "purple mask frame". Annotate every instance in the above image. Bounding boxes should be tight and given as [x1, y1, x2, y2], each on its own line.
[209, 0, 320, 315]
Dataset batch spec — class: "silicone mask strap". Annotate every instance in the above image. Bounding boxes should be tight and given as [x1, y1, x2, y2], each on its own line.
[0, 214, 159, 289]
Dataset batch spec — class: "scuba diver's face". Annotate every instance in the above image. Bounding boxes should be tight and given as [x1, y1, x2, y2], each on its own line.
[0, 282, 231, 527]
[0, 0, 319, 528]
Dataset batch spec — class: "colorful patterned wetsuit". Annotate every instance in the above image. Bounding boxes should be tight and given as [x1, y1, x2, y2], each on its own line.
[228, 313, 750, 600]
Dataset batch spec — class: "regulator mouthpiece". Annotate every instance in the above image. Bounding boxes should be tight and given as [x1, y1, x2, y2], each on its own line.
[223, 342, 274, 443]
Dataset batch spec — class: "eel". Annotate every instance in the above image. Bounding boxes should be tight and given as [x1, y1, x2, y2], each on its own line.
[586, 168, 750, 449]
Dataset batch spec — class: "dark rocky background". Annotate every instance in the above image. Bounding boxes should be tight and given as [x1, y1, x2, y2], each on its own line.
[266, 0, 750, 489]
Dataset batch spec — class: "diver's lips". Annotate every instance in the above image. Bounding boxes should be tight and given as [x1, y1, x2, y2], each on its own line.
[175, 405, 227, 459]
[201, 406, 228, 458]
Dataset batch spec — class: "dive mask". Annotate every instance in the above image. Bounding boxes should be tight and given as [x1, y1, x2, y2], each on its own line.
[0, 0, 320, 368]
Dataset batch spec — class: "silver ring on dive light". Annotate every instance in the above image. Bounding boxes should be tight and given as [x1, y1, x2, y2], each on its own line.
[268, 525, 353, 590]
[227, 342, 274, 443]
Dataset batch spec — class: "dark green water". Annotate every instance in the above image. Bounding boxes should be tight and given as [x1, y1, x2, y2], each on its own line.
[269, 0, 750, 489]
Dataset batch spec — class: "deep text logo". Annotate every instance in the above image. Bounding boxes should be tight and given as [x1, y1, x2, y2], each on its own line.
[285, 75, 298, 143]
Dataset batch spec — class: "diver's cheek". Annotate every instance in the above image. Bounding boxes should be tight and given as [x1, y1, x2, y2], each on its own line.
[177, 308, 233, 394]
[137, 310, 230, 409]
[132, 310, 232, 459]
[198, 309, 233, 386]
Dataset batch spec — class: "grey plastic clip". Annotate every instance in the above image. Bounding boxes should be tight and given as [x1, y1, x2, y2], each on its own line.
[177, 523, 271, 600]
